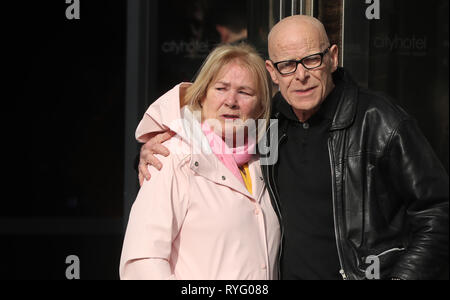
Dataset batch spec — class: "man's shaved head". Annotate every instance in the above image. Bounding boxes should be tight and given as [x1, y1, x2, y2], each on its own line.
[268, 15, 330, 60]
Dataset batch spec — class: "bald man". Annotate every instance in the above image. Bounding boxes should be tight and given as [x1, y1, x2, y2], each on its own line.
[137, 16, 449, 280]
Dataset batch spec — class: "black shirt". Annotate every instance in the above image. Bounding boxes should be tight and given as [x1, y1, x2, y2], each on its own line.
[275, 84, 343, 280]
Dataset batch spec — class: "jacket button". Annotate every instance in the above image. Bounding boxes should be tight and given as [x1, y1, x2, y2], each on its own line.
[303, 123, 310, 130]
[194, 162, 199, 167]
[222, 176, 226, 181]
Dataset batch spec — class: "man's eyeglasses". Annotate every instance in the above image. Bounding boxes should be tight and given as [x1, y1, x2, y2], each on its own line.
[271, 46, 332, 75]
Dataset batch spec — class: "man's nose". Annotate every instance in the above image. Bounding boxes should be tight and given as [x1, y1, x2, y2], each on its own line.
[294, 64, 310, 82]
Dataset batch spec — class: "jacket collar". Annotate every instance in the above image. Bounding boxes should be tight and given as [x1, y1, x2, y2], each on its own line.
[190, 153, 265, 203]
[160, 83, 192, 132]
[329, 68, 359, 131]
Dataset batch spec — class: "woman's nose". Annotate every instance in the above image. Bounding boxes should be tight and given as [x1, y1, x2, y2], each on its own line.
[224, 92, 239, 108]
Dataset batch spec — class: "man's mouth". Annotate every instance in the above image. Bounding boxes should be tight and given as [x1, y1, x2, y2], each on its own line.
[294, 86, 317, 96]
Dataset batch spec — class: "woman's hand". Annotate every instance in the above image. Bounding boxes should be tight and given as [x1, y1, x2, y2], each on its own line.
[138, 131, 176, 186]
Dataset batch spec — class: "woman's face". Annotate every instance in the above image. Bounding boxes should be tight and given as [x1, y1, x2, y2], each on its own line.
[201, 62, 261, 137]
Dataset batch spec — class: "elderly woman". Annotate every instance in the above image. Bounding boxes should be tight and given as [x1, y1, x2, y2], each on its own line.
[120, 44, 280, 280]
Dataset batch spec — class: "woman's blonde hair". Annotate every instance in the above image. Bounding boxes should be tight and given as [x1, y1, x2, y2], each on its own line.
[185, 43, 272, 126]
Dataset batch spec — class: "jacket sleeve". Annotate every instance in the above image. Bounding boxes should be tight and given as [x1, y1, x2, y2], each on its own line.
[385, 119, 449, 280]
[120, 150, 189, 280]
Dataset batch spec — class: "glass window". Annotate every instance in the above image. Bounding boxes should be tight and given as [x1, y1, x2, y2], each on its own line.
[3, 0, 126, 280]
[6, 1, 127, 219]
[344, 0, 449, 171]
[153, 0, 249, 98]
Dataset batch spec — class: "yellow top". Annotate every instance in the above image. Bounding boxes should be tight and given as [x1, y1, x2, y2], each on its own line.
[239, 163, 253, 195]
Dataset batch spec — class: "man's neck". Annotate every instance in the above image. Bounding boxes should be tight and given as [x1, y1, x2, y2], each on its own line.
[293, 107, 320, 123]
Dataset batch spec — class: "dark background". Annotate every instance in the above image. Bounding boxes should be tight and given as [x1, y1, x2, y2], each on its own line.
[3, 1, 126, 280]
[1, 0, 448, 280]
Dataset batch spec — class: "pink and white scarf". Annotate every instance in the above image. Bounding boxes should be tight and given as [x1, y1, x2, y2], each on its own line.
[201, 122, 256, 185]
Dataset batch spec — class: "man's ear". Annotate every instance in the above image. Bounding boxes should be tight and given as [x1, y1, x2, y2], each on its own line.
[329, 45, 340, 72]
[265, 60, 279, 85]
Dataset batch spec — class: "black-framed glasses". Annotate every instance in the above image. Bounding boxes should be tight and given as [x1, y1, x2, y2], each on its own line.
[271, 46, 332, 75]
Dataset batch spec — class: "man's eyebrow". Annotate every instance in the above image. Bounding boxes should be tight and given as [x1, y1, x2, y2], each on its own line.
[275, 57, 298, 62]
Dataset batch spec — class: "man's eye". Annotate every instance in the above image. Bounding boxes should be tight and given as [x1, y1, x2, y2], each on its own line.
[278, 61, 296, 71]
[280, 62, 294, 67]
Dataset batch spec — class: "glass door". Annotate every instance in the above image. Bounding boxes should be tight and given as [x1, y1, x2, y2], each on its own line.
[342, 0, 449, 171]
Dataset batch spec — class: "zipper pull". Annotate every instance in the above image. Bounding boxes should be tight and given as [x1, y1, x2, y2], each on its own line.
[340, 269, 348, 280]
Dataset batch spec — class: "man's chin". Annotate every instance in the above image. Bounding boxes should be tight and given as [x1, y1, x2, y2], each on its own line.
[288, 98, 321, 113]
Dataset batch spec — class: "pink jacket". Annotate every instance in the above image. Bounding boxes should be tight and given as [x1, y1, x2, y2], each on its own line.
[120, 84, 281, 280]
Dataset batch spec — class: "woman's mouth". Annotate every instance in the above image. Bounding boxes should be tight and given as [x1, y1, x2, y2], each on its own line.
[221, 114, 240, 120]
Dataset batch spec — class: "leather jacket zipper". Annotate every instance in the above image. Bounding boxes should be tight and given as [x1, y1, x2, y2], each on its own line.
[376, 248, 406, 257]
[328, 138, 348, 280]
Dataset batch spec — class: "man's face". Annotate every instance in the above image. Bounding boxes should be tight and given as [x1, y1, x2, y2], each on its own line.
[266, 32, 339, 117]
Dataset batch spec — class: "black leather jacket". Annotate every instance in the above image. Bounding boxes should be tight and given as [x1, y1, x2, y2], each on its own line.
[261, 68, 449, 280]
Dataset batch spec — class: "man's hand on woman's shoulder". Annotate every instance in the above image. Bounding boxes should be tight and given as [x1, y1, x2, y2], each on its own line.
[138, 131, 176, 186]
